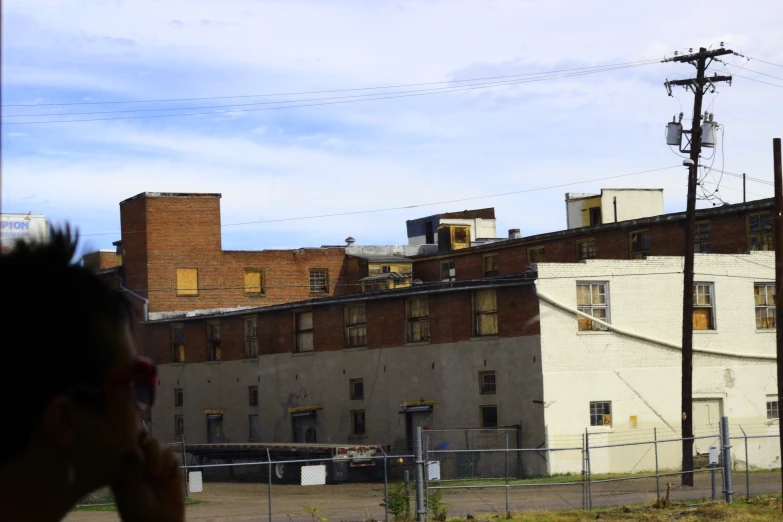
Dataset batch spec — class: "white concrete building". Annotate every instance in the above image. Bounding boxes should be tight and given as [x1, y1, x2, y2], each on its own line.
[406, 208, 498, 246]
[535, 254, 779, 473]
[565, 189, 664, 229]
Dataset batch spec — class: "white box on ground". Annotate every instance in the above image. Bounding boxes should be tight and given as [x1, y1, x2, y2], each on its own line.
[188, 471, 203, 493]
[301, 464, 327, 486]
[427, 461, 441, 481]
[709, 447, 719, 465]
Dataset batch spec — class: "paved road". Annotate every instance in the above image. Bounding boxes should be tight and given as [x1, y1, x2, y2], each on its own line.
[65, 471, 781, 522]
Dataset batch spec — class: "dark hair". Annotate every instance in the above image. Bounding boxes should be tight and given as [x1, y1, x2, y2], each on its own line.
[0, 226, 132, 465]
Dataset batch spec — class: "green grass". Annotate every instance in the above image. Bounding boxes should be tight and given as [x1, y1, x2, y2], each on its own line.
[74, 498, 202, 511]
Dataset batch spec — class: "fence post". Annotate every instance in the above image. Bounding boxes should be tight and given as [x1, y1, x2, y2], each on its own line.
[181, 436, 188, 500]
[380, 446, 389, 522]
[653, 427, 660, 501]
[585, 428, 592, 511]
[505, 434, 510, 518]
[581, 433, 586, 511]
[266, 448, 272, 522]
[720, 416, 733, 504]
[414, 427, 425, 522]
[740, 425, 750, 500]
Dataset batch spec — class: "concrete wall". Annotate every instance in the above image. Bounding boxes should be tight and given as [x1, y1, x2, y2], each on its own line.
[152, 336, 545, 450]
[408, 217, 496, 245]
[535, 255, 778, 473]
[565, 195, 601, 229]
[600, 189, 664, 224]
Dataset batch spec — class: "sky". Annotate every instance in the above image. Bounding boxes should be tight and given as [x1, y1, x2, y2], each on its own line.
[3, 0, 782, 255]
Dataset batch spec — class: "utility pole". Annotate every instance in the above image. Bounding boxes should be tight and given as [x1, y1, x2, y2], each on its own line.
[664, 46, 732, 487]
[773, 137, 782, 508]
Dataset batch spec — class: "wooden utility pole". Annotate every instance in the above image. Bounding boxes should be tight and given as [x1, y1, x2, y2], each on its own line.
[774, 137, 782, 507]
[664, 47, 732, 487]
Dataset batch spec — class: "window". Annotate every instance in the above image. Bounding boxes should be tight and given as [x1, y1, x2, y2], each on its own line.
[176, 268, 199, 296]
[528, 246, 545, 264]
[174, 388, 183, 407]
[589, 207, 601, 226]
[351, 410, 366, 435]
[350, 378, 364, 400]
[295, 311, 314, 352]
[577, 239, 596, 261]
[244, 268, 265, 295]
[590, 401, 612, 427]
[309, 269, 329, 294]
[473, 289, 498, 337]
[175, 415, 184, 437]
[767, 398, 779, 420]
[406, 296, 430, 343]
[479, 371, 496, 394]
[695, 222, 711, 253]
[693, 282, 716, 330]
[244, 317, 259, 358]
[171, 325, 185, 362]
[249, 386, 259, 406]
[249, 414, 260, 440]
[577, 282, 609, 331]
[748, 212, 774, 251]
[441, 260, 456, 282]
[755, 283, 776, 329]
[345, 303, 367, 348]
[483, 254, 499, 277]
[207, 322, 222, 361]
[480, 406, 498, 428]
[629, 230, 650, 259]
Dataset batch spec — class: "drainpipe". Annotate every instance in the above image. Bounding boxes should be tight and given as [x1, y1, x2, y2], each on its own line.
[613, 197, 618, 223]
[116, 273, 149, 322]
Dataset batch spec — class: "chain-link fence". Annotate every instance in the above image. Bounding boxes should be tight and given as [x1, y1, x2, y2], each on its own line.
[74, 420, 781, 519]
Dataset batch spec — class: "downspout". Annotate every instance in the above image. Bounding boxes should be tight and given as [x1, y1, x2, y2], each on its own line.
[613, 196, 618, 223]
[116, 273, 149, 322]
[536, 289, 776, 361]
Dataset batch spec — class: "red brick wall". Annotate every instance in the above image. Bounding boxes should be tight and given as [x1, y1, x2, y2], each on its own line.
[119, 193, 353, 313]
[413, 208, 771, 282]
[83, 251, 121, 273]
[144, 286, 539, 365]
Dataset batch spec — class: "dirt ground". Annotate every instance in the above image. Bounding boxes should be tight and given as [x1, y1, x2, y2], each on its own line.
[65, 471, 781, 522]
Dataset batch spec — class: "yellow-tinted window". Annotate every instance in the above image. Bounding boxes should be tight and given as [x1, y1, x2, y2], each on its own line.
[176, 268, 198, 296]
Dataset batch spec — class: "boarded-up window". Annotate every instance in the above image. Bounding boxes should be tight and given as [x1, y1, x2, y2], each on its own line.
[473, 289, 498, 337]
[748, 212, 774, 251]
[171, 325, 185, 362]
[249, 414, 260, 440]
[176, 268, 198, 295]
[310, 269, 329, 294]
[528, 246, 545, 264]
[754, 283, 776, 329]
[693, 283, 715, 330]
[695, 222, 711, 253]
[590, 401, 612, 427]
[244, 269, 265, 295]
[577, 239, 596, 261]
[244, 317, 259, 358]
[208, 322, 221, 361]
[406, 296, 430, 343]
[577, 282, 609, 331]
[295, 311, 314, 352]
[345, 303, 367, 348]
[629, 230, 650, 259]
[483, 254, 499, 276]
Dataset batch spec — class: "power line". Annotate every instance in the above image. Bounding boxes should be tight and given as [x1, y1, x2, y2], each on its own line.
[79, 165, 681, 237]
[732, 74, 783, 89]
[2, 59, 660, 108]
[1, 62, 658, 125]
[2, 63, 659, 118]
[745, 56, 783, 69]
[721, 62, 783, 82]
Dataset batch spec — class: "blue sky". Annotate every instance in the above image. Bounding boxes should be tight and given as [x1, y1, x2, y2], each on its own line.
[3, 0, 782, 255]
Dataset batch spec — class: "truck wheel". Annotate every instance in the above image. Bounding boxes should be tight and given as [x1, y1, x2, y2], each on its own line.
[273, 462, 297, 483]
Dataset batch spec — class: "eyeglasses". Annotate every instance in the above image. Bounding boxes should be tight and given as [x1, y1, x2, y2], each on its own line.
[104, 357, 158, 410]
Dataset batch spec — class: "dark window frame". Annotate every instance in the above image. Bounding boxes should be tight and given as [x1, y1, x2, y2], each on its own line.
[350, 378, 364, 400]
[480, 405, 498, 428]
[351, 410, 366, 435]
[479, 371, 496, 395]
[590, 401, 612, 427]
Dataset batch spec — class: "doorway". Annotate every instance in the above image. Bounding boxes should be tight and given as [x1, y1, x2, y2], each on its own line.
[206, 414, 225, 443]
[692, 398, 722, 454]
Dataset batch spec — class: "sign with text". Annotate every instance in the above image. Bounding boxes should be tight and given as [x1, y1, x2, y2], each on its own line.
[0, 214, 48, 253]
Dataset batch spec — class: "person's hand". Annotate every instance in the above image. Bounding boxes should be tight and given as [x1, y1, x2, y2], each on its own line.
[111, 437, 185, 522]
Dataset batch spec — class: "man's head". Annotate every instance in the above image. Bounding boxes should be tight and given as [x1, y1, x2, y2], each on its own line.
[0, 227, 151, 488]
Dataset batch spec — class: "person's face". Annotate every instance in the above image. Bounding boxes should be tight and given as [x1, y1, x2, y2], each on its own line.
[70, 321, 147, 486]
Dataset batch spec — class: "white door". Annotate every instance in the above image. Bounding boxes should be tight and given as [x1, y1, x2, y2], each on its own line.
[692, 399, 722, 454]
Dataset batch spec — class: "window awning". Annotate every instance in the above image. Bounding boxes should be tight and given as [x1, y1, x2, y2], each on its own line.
[400, 400, 435, 413]
[288, 405, 323, 415]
